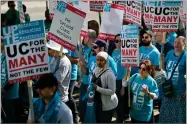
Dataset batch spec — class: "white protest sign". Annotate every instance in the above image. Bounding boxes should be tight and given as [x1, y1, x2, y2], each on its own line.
[124, 1, 142, 26]
[121, 24, 139, 67]
[2, 20, 50, 84]
[180, 7, 186, 25]
[48, 1, 86, 51]
[73, 1, 89, 37]
[49, 0, 58, 19]
[98, 3, 124, 40]
[112, 1, 126, 21]
[17, 1, 25, 23]
[90, 1, 106, 12]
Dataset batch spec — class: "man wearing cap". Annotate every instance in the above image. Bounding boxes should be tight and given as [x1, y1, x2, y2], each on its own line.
[27, 73, 73, 123]
[46, 41, 72, 103]
[140, 30, 160, 70]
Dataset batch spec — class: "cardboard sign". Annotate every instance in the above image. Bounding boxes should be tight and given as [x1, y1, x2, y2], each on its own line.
[121, 25, 139, 67]
[143, 2, 157, 26]
[98, 3, 124, 40]
[73, 1, 89, 37]
[48, 1, 86, 51]
[152, 6, 180, 32]
[2, 20, 50, 84]
[90, 1, 106, 12]
[124, 1, 142, 26]
[17, 1, 25, 23]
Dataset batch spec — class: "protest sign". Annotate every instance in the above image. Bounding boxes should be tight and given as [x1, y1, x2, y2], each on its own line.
[124, 1, 142, 26]
[112, 1, 126, 21]
[143, 1, 157, 26]
[152, 6, 180, 32]
[121, 24, 139, 67]
[180, 7, 186, 25]
[48, 1, 86, 51]
[73, 1, 89, 37]
[98, 3, 124, 40]
[49, 0, 58, 19]
[2, 20, 50, 84]
[90, 1, 106, 12]
[17, 1, 25, 23]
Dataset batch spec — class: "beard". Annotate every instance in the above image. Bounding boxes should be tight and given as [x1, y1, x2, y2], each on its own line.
[141, 40, 151, 46]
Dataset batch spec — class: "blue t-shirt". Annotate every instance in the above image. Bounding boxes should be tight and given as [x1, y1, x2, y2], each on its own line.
[1, 54, 19, 100]
[165, 50, 186, 95]
[129, 73, 158, 122]
[139, 45, 160, 66]
[82, 45, 92, 85]
[112, 49, 126, 80]
[88, 55, 117, 84]
[67, 50, 78, 81]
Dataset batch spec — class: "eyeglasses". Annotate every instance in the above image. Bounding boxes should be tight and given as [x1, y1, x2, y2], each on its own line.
[93, 46, 98, 49]
[115, 40, 121, 43]
[139, 67, 146, 71]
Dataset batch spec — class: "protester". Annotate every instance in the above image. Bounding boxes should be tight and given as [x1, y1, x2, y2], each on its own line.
[27, 73, 73, 123]
[46, 41, 71, 103]
[1, 38, 20, 123]
[112, 34, 128, 123]
[155, 32, 174, 57]
[159, 36, 186, 123]
[78, 29, 97, 122]
[122, 60, 158, 123]
[44, 9, 52, 33]
[92, 51, 118, 123]
[23, 4, 30, 22]
[5, 1, 20, 25]
[66, 50, 79, 123]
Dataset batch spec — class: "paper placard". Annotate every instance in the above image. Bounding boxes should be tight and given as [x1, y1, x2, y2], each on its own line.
[90, 1, 106, 12]
[98, 3, 124, 40]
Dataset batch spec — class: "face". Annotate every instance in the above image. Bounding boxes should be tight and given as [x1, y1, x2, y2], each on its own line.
[38, 87, 55, 100]
[48, 48, 54, 56]
[92, 45, 99, 56]
[139, 64, 149, 78]
[141, 33, 152, 46]
[83, 36, 89, 45]
[8, 2, 16, 10]
[114, 36, 121, 48]
[96, 56, 106, 68]
[155, 32, 163, 43]
[174, 37, 185, 51]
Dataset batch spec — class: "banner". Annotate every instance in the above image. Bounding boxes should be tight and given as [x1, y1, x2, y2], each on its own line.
[48, 1, 86, 51]
[121, 24, 139, 67]
[89, 1, 106, 12]
[124, 1, 142, 26]
[73, 1, 89, 37]
[2, 20, 50, 84]
[17, 1, 25, 23]
[143, 1, 157, 26]
[98, 3, 124, 40]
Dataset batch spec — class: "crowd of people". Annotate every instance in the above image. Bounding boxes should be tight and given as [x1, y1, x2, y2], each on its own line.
[1, 1, 186, 124]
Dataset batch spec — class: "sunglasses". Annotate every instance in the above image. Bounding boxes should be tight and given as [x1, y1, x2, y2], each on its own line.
[93, 46, 98, 49]
[139, 67, 146, 71]
[115, 40, 120, 43]
[142, 36, 149, 39]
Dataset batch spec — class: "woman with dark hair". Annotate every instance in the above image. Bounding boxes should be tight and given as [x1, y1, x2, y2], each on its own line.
[122, 60, 158, 123]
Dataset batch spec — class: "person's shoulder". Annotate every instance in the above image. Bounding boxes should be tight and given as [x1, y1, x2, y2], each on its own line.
[58, 102, 73, 120]
[166, 49, 174, 57]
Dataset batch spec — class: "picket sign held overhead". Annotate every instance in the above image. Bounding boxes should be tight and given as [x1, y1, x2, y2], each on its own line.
[98, 3, 124, 40]
[2, 20, 50, 84]
[89, 1, 106, 12]
[17, 0, 25, 23]
[124, 1, 142, 26]
[179, 7, 186, 25]
[152, 1, 181, 32]
[48, 1, 86, 51]
[121, 24, 139, 67]
[73, 1, 89, 37]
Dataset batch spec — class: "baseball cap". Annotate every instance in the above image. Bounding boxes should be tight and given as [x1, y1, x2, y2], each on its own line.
[33, 73, 58, 89]
[88, 29, 97, 39]
[92, 39, 106, 47]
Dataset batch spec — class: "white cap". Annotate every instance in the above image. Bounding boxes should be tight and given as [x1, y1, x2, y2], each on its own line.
[46, 40, 68, 53]
[96, 51, 108, 60]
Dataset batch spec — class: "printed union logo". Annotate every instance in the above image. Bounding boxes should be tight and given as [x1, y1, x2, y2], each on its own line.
[57, 1, 67, 13]
[104, 3, 111, 12]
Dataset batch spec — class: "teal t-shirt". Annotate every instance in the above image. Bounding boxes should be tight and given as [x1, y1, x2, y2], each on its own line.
[139, 45, 160, 66]
[67, 50, 78, 81]
[112, 49, 126, 80]
[165, 50, 186, 95]
[129, 73, 158, 122]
